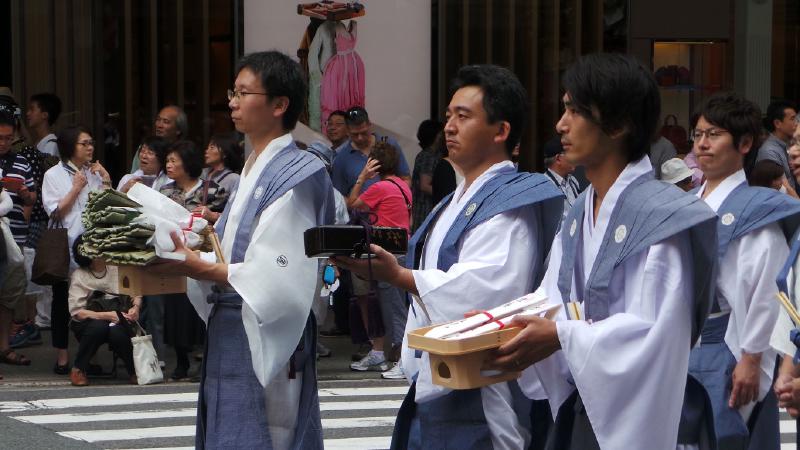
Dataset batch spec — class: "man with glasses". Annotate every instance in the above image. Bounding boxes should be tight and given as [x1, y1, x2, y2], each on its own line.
[155, 51, 333, 450]
[130, 105, 188, 172]
[325, 110, 349, 151]
[331, 106, 411, 196]
[673, 93, 800, 449]
[757, 100, 798, 191]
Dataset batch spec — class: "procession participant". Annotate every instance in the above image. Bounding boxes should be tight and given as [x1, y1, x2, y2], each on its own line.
[677, 93, 799, 450]
[153, 51, 333, 449]
[485, 53, 718, 450]
[334, 64, 564, 449]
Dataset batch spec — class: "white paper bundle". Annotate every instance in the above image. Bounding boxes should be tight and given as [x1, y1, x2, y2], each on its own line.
[127, 183, 208, 261]
[423, 291, 548, 339]
[445, 303, 562, 340]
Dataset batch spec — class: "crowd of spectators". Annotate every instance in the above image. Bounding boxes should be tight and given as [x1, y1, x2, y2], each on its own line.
[0, 80, 798, 389]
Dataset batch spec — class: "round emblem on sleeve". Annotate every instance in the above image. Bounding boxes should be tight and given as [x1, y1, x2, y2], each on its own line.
[465, 203, 477, 217]
[276, 255, 288, 267]
[614, 225, 627, 244]
[569, 219, 577, 237]
[253, 186, 264, 200]
[721, 213, 735, 226]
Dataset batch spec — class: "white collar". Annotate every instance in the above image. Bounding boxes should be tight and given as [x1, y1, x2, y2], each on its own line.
[452, 160, 516, 204]
[696, 169, 747, 212]
[243, 133, 293, 178]
[586, 156, 653, 231]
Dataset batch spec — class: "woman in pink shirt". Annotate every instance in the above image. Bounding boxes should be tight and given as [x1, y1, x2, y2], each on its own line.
[346, 140, 412, 231]
[345, 140, 412, 375]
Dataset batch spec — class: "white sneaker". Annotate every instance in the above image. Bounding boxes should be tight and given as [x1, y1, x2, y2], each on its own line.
[350, 351, 389, 372]
[381, 362, 405, 379]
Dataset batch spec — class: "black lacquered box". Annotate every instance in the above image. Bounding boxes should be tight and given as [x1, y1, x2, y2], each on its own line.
[303, 225, 408, 257]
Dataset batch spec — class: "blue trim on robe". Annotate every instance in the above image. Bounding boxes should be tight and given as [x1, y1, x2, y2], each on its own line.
[197, 142, 332, 449]
[393, 170, 563, 450]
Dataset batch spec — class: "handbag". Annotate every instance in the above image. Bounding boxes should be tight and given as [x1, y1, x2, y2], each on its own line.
[31, 214, 70, 285]
[0, 218, 23, 266]
[660, 114, 689, 153]
[129, 318, 164, 385]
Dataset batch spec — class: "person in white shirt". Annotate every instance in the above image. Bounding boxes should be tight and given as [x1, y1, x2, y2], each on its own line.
[486, 53, 718, 450]
[334, 64, 564, 450]
[151, 51, 333, 450]
[676, 93, 800, 449]
[26, 93, 61, 157]
[42, 125, 110, 376]
[117, 136, 171, 193]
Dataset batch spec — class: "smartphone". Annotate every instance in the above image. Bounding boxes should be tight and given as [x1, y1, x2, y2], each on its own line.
[138, 175, 157, 187]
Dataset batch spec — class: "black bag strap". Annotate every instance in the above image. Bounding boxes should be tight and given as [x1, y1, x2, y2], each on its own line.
[385, 178, 411, 219]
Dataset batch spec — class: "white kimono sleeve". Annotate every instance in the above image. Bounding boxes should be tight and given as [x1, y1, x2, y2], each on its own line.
[229, 180, 322, 387]
[537, 232, 694, 450]
[723, 223, 786, 399]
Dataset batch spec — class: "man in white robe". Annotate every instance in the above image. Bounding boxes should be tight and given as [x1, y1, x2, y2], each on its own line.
[486, 54, 718, 450]
[154, 51, 331, 450]
[683, 93, 799, 449]
[334, 65, 564, 449]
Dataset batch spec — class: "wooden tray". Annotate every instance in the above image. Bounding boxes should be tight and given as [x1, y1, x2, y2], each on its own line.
[408, 325, 522, 390]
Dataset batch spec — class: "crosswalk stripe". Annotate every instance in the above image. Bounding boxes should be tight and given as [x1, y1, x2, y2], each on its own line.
[323, 436, 392, 450]
[113, 448, 193, 450]
[0, 393, 197, 412]
[322, 416, 396, 429]
[318, 386, 408, 397]
[0, 387, 406, 413]
[320, 400, 402, 411]
[12, 408, 197, 424]
[58, 425, 196, 442]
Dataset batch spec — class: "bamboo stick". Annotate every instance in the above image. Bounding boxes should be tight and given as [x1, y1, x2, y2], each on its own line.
[210, 232, 225, 265]
[776, 292, 800, 326]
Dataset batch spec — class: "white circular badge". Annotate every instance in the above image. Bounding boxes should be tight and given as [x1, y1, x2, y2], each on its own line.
[614, 225, 627, 244]
[465, 203, 477, 217]
[569, 219, 577, 237]
[721, 213, 735, 226]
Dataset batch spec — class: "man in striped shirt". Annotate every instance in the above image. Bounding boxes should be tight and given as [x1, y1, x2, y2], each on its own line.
[0, 134, 35, 245]
[543, 136, 580, 223]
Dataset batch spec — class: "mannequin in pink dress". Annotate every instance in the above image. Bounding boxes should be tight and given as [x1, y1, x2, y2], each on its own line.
[320, 20, 365, 128]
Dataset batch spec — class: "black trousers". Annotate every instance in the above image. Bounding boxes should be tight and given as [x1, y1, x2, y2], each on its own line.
[332, 269, 352, 333]
[70, 318, 135, 375]
[51, 281, 70, 349]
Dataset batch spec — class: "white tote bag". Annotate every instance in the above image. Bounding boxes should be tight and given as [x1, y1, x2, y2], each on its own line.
[0, 218, 24, 266]
[131, 321, 164, 385]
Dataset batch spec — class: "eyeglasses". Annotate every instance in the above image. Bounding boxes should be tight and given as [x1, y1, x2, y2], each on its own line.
[77, 140, 95, 147]
[691, 128, 729, 142]
[227, 89, 268, 101]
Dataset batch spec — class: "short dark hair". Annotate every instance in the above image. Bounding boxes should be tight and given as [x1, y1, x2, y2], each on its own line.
[209, 132, 244, 174]
[328, 110, 347, 122]
[0, 111, 14, 129]
[697, 92, 762, 171]
[141, 135, 170, 170]
[764, 100, 797, 132]
[416, 119, 443, 149]
[56, 125, 92, 161]
[748, 159, 785, 188]
[345, 106, 369, 127]
[72, 234, 93, 268]
[29, 93, 62, 126]
[167, 140, 204, 179]
[370, 139, 400, 176]
[562, 53, 660, 163]
[235, 51, 307, 130]
[449, 64, 528, 155]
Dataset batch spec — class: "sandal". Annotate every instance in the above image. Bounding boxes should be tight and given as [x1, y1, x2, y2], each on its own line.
[0, 349, 31, 366]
